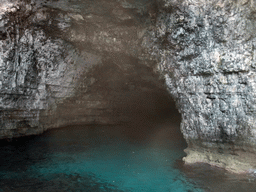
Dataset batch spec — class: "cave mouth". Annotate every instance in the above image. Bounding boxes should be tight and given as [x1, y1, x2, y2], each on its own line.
[77, 53, 186, 146]
[51, 51, 185, 144]
[0, 1, 194, 190]
[0, 0, 185, 146]
[111, 88, 185, 144]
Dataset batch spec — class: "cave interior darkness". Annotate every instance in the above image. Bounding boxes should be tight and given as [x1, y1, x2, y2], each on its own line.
[0, 0, 186, 146]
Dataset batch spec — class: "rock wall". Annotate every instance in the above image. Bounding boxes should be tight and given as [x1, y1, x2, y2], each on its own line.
[0, 0, 169, 139]
[2, 0, 256, 174]
[154, 0, 256, 173]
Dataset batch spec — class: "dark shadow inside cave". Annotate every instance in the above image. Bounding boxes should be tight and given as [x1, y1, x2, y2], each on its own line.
[0, 0, 187, 150]
[45, 0, 186, 145]
[70, 52, 185, 144]
[0, 0, 190, 190]
[0, 0, 186, 147]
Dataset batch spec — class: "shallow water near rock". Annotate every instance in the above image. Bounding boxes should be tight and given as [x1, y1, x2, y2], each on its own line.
[0, 123, 256, 192]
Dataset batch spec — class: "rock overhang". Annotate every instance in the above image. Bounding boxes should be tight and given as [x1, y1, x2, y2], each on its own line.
[1, 0, 256, 173]
[0, 0, 175, 139]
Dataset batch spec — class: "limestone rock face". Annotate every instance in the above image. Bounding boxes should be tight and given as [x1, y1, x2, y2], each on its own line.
[0, 0, 165, 139]
[0, 0, 103, 138]
[3, 0, 256, 174]
[154, 0, 256, 172]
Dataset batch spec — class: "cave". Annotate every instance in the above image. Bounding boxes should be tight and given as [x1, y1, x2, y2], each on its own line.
[1, 0, 256, 191]
[0, 0, 184, 142]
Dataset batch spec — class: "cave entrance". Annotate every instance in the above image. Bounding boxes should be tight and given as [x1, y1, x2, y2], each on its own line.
[53, 52, 184, 145]
[113, 88, 184, 143]
[76, 53, 185, 143]
[43, 0, 184, 144]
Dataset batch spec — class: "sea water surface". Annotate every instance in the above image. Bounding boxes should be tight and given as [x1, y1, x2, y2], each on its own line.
[0, 122, 256, 192]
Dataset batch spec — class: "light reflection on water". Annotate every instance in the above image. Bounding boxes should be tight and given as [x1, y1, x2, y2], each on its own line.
[0, 123, 256, 192]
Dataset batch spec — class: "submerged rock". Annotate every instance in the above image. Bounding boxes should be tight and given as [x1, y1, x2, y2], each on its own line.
[154, 0, 256, 173]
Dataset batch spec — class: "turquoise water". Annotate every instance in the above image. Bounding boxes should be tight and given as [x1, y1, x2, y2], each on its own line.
[1, 124, 256, 192]
[0, 123, 204, 192]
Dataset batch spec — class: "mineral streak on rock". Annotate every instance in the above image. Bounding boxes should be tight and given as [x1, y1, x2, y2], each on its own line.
[153, 0, 256, 173]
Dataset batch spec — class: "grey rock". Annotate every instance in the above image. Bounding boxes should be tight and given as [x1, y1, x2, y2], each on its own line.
[0, 0, 103, 138]
[153, 0, 256, 172]
[2, 0, 256, 173]
[0, 0, 164, 139]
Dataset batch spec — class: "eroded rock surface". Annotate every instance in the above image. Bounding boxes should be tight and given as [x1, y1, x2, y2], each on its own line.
[0, 0, 169, 139]
[3, 0, 256, 174]
[154, 0, 256, 172]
